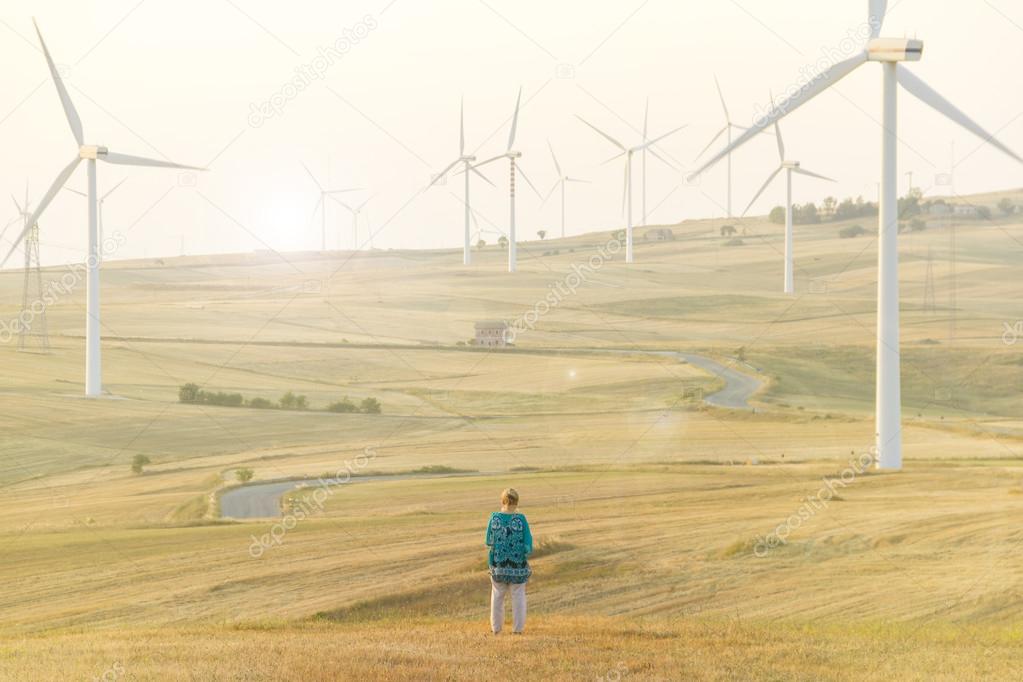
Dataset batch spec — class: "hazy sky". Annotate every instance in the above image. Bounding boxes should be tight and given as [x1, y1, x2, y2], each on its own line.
[2, 0, 1023, 266]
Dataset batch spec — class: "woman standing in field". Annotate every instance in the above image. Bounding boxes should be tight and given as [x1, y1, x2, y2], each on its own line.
[486, 488, 533, 634]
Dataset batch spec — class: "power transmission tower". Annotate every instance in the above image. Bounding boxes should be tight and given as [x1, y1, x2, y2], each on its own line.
[18, 222, 50, 353]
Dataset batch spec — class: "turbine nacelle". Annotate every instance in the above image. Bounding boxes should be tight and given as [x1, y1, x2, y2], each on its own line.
[867, 38, 924, 62]
[782, 161, 801, 170]
[507, 151, 523, 159]
[79, 145, 108, 160]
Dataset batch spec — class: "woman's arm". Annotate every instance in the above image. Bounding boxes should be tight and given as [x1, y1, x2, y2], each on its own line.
[522, 515, 533, 555]
[485, 513, 495, 547]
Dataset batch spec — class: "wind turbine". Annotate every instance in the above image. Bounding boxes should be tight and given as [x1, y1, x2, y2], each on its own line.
[428, 98, 495, 265]
[741, 117, 834, 295]
[301, 162, 360, 251]
[542, 141, 589, 239]
[576, 115, 686, 263]
[11, 189, 50, 352]
[330, 195, 373, 251]
[65, 179, 126, 264]
[690, 0, 1023, 470]
[0, 19, 205, 397]
[474, 88, 543, 273]
[695, 77, 748, 218]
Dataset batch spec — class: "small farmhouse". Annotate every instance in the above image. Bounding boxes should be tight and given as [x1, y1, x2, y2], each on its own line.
[474, 321, 509, 348]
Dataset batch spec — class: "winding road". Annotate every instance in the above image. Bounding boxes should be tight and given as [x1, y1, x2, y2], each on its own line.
[218, 352, 762, 519]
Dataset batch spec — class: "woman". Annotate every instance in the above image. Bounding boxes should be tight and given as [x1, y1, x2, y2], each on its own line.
[485, 487, 533, 634]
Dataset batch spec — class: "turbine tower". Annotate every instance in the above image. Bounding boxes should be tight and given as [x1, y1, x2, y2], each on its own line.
[0, 19, 205, 397]
[65, 179, 126, 264]
[542, 141, 589, 239]
[12, 191, 50, 353]
[301, 162, 360, 251]
[690, 0, 1022, 470]
[695, 77, 748, 218]
[474, 88, 542, 273]
[331, 195, 373, 250]
[576, 115, 686, 263]
[428, 98, 495, 265]
[741, 118, 834, 294]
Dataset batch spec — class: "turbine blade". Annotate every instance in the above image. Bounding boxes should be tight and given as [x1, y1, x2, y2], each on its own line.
[516, 164, 543, 200]
[714, 75, 730, 124]
[0, 215, 20, 244]
[647, 146, 677, 172]
[63, 187, 87, 198]
[358, 195, 373, 211]
[301, 162, 324, 191]
[2, 156, 81, 267]
[429, 158, 462, 188]
[470, 165, 496, 188]
[694, 126, 728, 162]
[101, 177, 127, 201]
[792, 167, 835, 182]
[621, 163, 628, 217]
[507, 87, 522, 152]
[601, 150, 627, 166]
[324, 187, 363, 194]
[869, 0, 888, 39]
[690, 51, 868, 181]
[742, 166, 783, 217]
[643, 97, 650, 139]
[637, 123, 687, 151]
[541, 180, 559, 208]
[474, 154, 507, 169]
[576, 116, 627, 152]
[566, 177, 590, 183]
[11, 194, 22, 214]
[459, 97, 466, 157]
[897, 66, 1023, 164]
[101, 151, 205, 170]
[330, 196, 356, 213]
[33, 19, 84, 145]
[547, 140, 562, 177]
[775, 121, 786, 162]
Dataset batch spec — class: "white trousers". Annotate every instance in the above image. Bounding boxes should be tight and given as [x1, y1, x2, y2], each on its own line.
[490, 579, 526, 633]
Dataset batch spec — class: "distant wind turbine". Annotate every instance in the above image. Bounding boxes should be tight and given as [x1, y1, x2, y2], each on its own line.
[428, 98, 495, 265]
[65, 178, 126, 264]
[0, 19, 205, 397]
[301, 162, 360, 252]
[542, 141, 589, 239]
[690, 0, 1023, 470]
[331, 195, 373, 250]
[576, 115, 686, 263]
[474, 88, 543, 273]
[742, 117, 834, 295]
[695, 77, 748, 218]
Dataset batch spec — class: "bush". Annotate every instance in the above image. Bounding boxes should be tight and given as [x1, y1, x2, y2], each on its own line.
[131, 454, 151, 475]
[769, 207, 786, 224]
[724, 238, 745, 247]
[998, 198, 1015, 215]
[328, 397, 358, 413]
[235, 468, 254, 483]
[360, 397, 382, 414]
[839, 225, 867, 239]
[248, 397, 274, 409]
[178, 383, 201, 403]
[909, 218, 926, 232]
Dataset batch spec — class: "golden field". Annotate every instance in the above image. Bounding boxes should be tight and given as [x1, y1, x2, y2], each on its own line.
[1, 193, 1023, 680]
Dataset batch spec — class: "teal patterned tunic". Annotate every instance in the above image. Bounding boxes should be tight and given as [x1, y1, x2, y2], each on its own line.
[486, 512, 533, 584]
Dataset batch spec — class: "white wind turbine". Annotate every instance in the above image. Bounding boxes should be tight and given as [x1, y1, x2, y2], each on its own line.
[473, 88, 543, 273]
[331, 195, 373, 250]
[0, 19, 205, 397]
[542, 141, 589, 239]
[695, 77, 748, 218]
[741, 117, 834, 295]
[301, 162, 360, 251]
[428, 98, 495, 265]
[691, 0, 1023, 470]
[576, 115, 686, 263]
[65, 179, 126, 264]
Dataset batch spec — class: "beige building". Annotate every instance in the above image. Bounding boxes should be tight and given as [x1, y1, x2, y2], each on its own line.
[474, 321, 509, 348]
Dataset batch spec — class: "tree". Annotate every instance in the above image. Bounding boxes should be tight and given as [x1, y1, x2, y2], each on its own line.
[998, 198, 1015, 216]
[360, 397, 382, 414]
[328, 397, 358, 413]
[131, 454, 151, 475]
[769, 207, 786, 224]
[976, 205, 992, 220]
[537, 230, 547, 240]
[498, 236, 509, 249]
[720, 225, 737, 237]
[476, 239, 486, 249]
[178, 383, 200, 403]
[248, 397, 274, 409]
[821, 196, 837, 219]
[295, 395, 308, 410]
[279, 391, 297, 409]
[235, 468, 254, 484]
[795, 202, 819, 224]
